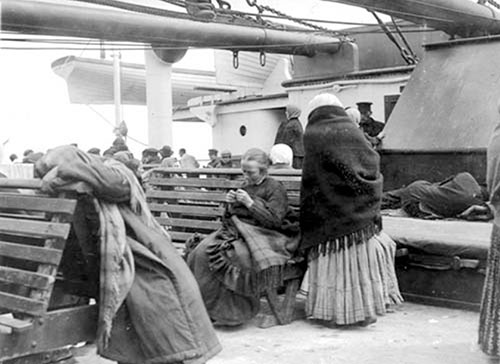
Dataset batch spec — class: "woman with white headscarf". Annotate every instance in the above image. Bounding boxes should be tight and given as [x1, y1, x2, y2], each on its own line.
[345, 106, 381, 148]
[345, 106, 361, 126]
[270, 144, 294, 170]
[299, 93, 402, 327]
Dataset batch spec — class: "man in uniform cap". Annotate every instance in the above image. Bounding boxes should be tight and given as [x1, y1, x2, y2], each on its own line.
[357, 102, 385, 138]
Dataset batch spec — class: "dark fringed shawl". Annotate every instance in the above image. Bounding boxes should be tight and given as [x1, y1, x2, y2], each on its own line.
[300, 105, 383, 254]
[206, 216, 299, 296]
[306, 224, 379, 261]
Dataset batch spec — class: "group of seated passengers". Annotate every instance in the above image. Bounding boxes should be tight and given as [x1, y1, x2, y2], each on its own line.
[188, 93, 404, 328]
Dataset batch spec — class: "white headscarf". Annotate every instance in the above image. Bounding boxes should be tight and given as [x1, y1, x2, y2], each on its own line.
[345, 107, 361, 126]
[307, 93, 343, 118]
[270, 144, 293, 167]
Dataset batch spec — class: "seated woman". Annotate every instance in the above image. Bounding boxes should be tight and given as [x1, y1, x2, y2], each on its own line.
[187, 148, 299, 326]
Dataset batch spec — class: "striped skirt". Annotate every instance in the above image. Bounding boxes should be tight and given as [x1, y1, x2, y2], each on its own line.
[479, 224, 500, 356]
[303, 231, 403, 325]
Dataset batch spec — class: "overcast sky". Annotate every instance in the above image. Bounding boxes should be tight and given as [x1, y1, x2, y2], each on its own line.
[0, 0, 376, 162]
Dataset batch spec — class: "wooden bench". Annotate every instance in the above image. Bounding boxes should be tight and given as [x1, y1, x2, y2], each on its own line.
[146, 167, 305, 327]
[383, 217, 490, 310]
[0, 179, 97, 363]
[147, 167, 491, 312]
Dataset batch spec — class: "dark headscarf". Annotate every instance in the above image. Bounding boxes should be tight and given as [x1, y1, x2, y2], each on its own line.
[299, 104, 383, 254]
[275, 105, 305, 158]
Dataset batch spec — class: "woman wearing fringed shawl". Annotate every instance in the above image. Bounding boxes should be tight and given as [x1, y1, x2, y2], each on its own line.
[300, 94, 402, 327]
[34, 145, 221, 364]
[460, 103, 500, 357]
[187, 148, 299, 326]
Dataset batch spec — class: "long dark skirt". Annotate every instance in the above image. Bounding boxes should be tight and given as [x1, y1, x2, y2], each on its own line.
[479, 224, 500, 356]
[187, 233, 260, 326]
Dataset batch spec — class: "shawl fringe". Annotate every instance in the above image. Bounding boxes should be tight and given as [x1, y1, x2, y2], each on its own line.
[300, 105, 382, 251]
[206, 238, 286, 297]
[306, 223, 378, 261]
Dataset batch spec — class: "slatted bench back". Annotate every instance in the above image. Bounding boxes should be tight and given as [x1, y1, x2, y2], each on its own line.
[146, 168, 301, 247]
[0, 179, 76, 318]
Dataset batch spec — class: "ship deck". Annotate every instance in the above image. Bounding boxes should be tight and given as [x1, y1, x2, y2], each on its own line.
[74, 301, 489, 364]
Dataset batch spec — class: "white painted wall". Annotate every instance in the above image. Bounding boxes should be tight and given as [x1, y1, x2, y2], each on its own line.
[207, 76, 408, 156]
[212, 108, 286, 156]
[287, 76, 409, 128]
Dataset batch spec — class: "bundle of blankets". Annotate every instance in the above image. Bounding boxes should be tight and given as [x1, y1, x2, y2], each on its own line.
[35, 145, 221, 364]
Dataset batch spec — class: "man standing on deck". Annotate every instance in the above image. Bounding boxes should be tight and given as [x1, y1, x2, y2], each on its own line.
[357, 102, 385, 138]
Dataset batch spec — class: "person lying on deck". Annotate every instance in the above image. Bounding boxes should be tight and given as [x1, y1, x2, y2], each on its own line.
[381, 172, 488, 219]
[186, 148, 300, 326]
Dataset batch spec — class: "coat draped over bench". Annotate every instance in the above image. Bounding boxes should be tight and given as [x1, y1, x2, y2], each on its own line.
[35, 146, 221, 364]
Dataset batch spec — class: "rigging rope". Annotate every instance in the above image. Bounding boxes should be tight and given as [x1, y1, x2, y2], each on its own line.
[391, 17, 419, 64]
[243, 0, 343, 37]
[370, 11, 417, 65]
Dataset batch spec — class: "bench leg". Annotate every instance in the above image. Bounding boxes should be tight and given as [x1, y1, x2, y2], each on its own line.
[257, 278, 301, 329]
[281, 278, 300, 323]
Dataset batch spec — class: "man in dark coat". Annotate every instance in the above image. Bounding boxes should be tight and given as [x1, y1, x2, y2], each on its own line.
[275, 104, 305, 169]
[357, 102, 385, 138]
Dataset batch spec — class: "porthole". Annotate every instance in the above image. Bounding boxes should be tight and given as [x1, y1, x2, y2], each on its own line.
[239, 125, 247, 136]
